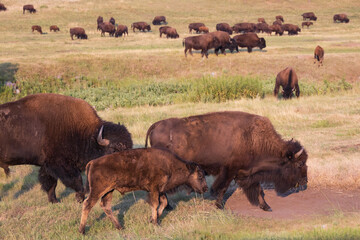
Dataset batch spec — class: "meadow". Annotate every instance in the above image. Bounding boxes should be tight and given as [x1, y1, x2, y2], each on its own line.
[0, 0, 360, 239]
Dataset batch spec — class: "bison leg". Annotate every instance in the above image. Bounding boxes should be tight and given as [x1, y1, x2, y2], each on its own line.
[274, 83, 280, 97]
[247, 47, 252, 53]
[0, 162, 10, 177]
[39, 166, 59, 203]
[241, 182, 272, 211]
[79, 194, 100, 234]
[148, 191, 160, 224]
[295, 84, 300, 97]
[210, 168, 235, 209]
[157, 193, 168, 217]
[100, 190, 122, 230]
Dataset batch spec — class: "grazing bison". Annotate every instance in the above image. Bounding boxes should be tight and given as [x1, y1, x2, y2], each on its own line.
[131, 22, 151, 32]
[210, 31, 232, 55]
[31, 25, 42, 34]
[302, 21, 313, 28]
[152, 16, 167, 25]
[268, 24, 284, 36]
[232, 23, 257, 33]
[0, 3, 7, 11]
[274, 67, 300, 98]
[198, 26, 209, 34]
[50, 25, 60, 32]
[99, 22, 116, 37]
[70, 27, 88, 40]
[233, 33, 266, 53]
[282, 24, 301, 35]
[302, 12, 317, 21]
[183, 34, 218, 58]
[79, 148, 208, 234]
[314, 45, 324, 67]
[258, 18, 266, 23]
[216, 23, 233, 34]
[159, 26, 171, 37]
[115, 25, 128, 38]
[97, 16, 103, 31]
[188, 22, 205, 33]
[276, 15, 284, 22]
[165, 27, 179, 39]
[145, 111, 308, 210]
[109, 17, 115, 26]
[0, 93, 132, 203]
[23, 4, 36, 14]
[333, 14, 349, 23]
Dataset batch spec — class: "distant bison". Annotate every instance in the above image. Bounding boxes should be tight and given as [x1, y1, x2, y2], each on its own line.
[333, 14, 349, 23]
[23, 4, 36, 14]
[232, 23, 257, 33]
[258, 18, 266, 23]
[97, 16, 103, 31]
[268, 24, 284, 36]
[152, 16, 167, 25]
[115, 25, 128, 38]
[165, 27, 179, 39]
[188, 22, 205, 33]
[274, 67, 300, 99]
[99, 22, 116, 37]
[78, 148, 208, 234]
[109, 17, 115, 26]
[314, 45, 324, 67]
[31, 25, 42, 34]
[183, 34, 218, 58]
[131, 22, 151, 32]
[198, 26, 209, 34]
[302, 12, 317, 21]
[0, 3, 7, 11]
[276, 15, 284, 22]
[159, 26, 171, 37]
[256, 23, 270, 34]
[50, 25, 60, 32]
[70, 27, 88, 40]
[282, 24, 301, 35]
[302, 21, 313, 28]
[216, 23, 233, 34]
[233, 33, 266, 53]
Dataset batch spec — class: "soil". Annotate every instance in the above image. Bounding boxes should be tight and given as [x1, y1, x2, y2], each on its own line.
[225, 186, 360, 219]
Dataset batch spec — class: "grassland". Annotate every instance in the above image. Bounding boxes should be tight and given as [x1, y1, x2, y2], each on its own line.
[1, 0, 360, 239]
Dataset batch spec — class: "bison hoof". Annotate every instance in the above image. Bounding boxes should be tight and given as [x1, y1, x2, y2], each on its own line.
[75, 192, 85, 203]
[260, 205, 272, 212]
[150, 218, 159, 225]
[165, 204, 174, 211]
[49, 198, 60, 204]
[79, 226, 86, 235]
[215, 201, 224, 209]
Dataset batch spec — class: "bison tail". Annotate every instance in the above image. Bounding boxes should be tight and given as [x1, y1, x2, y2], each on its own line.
[288, 68, 293, 87]
[145, 122, 156, 148]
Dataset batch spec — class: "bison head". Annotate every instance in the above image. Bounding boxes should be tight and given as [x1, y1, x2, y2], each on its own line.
[97, 123, 133, 154]
[345, 18, 350, 23]
[186, 163, 208, 194]
[146, 25, 151, 31]
[259, 38, 266, 49]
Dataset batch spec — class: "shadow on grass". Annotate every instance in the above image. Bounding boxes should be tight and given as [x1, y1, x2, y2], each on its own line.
[0, 179, 19, 201]
[0, 62, 19, 85]
[13, 166, 39, 199]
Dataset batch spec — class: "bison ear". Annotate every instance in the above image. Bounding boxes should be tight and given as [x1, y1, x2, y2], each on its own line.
[97, 125, 110, 147]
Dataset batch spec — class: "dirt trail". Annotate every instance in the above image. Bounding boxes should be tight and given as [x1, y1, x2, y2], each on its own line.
[225, 187, 360, 219]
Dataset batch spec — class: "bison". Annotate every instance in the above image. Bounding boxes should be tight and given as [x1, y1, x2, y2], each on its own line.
[233, 33, 266, 53]
[274, 67, 300, 98]
[159, 26, 171, 37]
[23, 4, 36, 14]
[198, 26, 209, 34]
[258, 18, 266, 23]
[302, 21, 313, 28]
[78, 148, 208, 234]
[0, 93, 132, 203]
[131, 22, 151, 32]
[70, 27, 88, 40]
[99, 22, 116, 37]
[314, 45, 324, 67]
[216, 23, 233, 34]
[31, 25, 42, 34]
[209, 31, 232, 55]
[145, 111, 308, 210]
[50, 25, 60, 32]
[165, 27, 179, 39]
[232, 23, 257, 33]
[152, 16, 167, 25]
[273, 19, 282, 26]
[333, 14, 349, 23]
[109, 17, 115, 26]
[115, 25, 128, 38]
[302, 12, 317, 21]
[282, 24, 301, 35]
[268, 24, 284, 36]
[275, 15, 284, 22]
[256, 23, 270, 34]
[188, 23, 205, 33]
[183, 34, 218, 58]
[97, 16, 103, 31]
[0, 3, 7, 11]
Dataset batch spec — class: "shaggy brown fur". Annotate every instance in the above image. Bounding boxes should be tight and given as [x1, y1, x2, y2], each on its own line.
[274, 67, 300, 98]
[216, 23, 233, 34]
[70, 27, 88, 40]
[131, 22, 151, 32]
[314, 45, 324, 67]
[198, 26, 209, 33]
[275, 15, 284, 22]
[268, 24, 284, 35]
[97, 16, 103, 31]
[31, 25, 42, 34]
[333, 14, 349, 23]
[98, 22, 115, 37]
[232, 22, 257, 33]
[302, 12, 317, 21]
[188, 22, 205, 33]
[0, 3, 7, 11]
[182, 34, 218, 58]
[258, 18, 266, 23]
[152, 16, 167, 25]
[115, 25, 128, 38]
[23, 4, 36, 14]
[50, 25, 60, 32]
[233, 33, 266, 53]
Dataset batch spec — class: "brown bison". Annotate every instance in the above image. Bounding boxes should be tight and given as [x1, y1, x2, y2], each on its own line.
[232, 23, 257, 33]
[302, 21, 313, 28]
[70, 27, 88, 40]
[145, 111, 308, 210]
[0, 3, 7, 11]
[314, 45, 324, 67]
[302, 12, 317, 21]
[109, 17, 115, 25]
[115, 25, 128, 38]
[31, 25, 42, 34]
[23, 4, 36, 14]
[216, 23, 233, 34]
[152, 16, 167, 25]
[165, 27, 179, 39]
[99, 22, 116, 37]
[183, 34, 218, 58]
[233, 33, 266, 53]
[258, 18, 266, 23]
[78, 148, 208, 234]
[274, 67, 300, 98]
[333, 14, 349, 23]
[0, 93, 132, 203]
[131, 22, 151, 32]
[198, 26, 209, 34]
[188, 22, 205, 33]
[273, 19, 282, 26]
[159, 26, 171, 37]
[209, 31, 232, 55]
[256, 23, 270, 34]
[97, 16, 103, 31]
[282, 24, 301, 35]
[275, 15, 284, 22]
[50, 25, 60, 32]
[268, 24, 284, 36]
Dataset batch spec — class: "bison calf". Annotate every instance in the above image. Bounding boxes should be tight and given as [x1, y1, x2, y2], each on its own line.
[198, 26, 209, 34]
[23, 4, 36, 14]
[50, 25, 60, 32]
[302, 21, 313, 28]
[79, 148, 207, 234]
[115, 25, 128, 38]
[314, 45, 324, 67]
[31, 25, 42, 34]
[274, 67, 300, 99]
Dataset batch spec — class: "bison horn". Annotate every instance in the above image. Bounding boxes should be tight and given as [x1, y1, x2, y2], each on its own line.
[294, 148, 304, 159]
[97, 125, 110, 147]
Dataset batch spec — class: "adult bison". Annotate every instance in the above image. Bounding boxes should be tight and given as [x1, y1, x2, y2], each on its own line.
[97, 16, 104, 31]
[188, 23, 205, 33]
[233, 33, 266, 52]
[314, 45, 324, 67]
[183, 34, 217, 58]
[216, 23, 233, 34]
[99, 22, 116, 37]
[0, 3, 7, 11]
[70, 27, 88, 40]
[232, 23, 257, 33]
[115, 25, 128, 38]
[302, 21, 313, 28]
[31, 25, 42, 34]
[159, 26, 171, 37]
[210, 31, 232, 55]
[256, 23, 270, 34]
[152, 16, 167, 25]
[333, 14, 349, 23]
[165, 27, 179, 39]
[275, 15, 284, 22]
[268, 24, 284, 36]
[23, 4, 36, 14]
[274, 67, 300, 99]
[282, 24, 301, 35]
[50, 25, 60, 32]
[0, 94, 133, 203]
[302, 12, 317, 21]
[145, 111, 308, 210]
[131, 22, 151, 32]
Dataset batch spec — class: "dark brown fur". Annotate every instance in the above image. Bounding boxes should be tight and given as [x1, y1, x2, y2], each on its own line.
[50, 25, 60, 32]
[98, 22, 116, 37]
[256, 23, 270, 34]
[97, 16, 103, 31]
[23, 4, 36, 14]
[268, 24, 284, 36]
[152, 16, 167, 25]
[109, 17, 115, 25]
[233, 33, 266, 52]
[70, 27, 87, 40]
[302, 21, 313, 28]
[78, 148, 207, 234]
[302, 12, 317, 21]
[131, 22, 151, 32]
[31, 25, 42, 34]
[115, 25, 128, 38]
[273, 19, 282, 25]
[0, 3, 7, 11]
[209, 31, 232, 55]
[274, 67, 300, 98]
[281, 24, 301, 35]
[165, 27, 179, 39]
[314, 45, 324, 67]
[183, 34, 218, 58]
[232, 23, 257, 33]
[333, 14, 349, 23]
[216, 23, 233, 34]
[188, 22, 205, 33]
